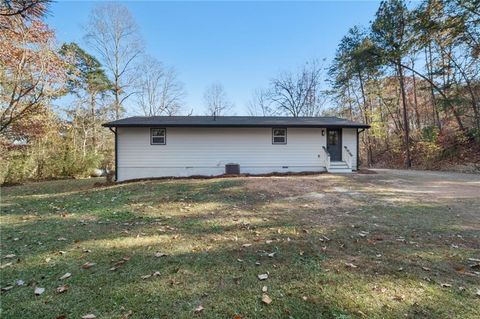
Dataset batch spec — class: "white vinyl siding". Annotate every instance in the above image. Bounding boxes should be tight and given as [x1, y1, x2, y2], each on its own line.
[342, 128, 358, 170]
[117, 127, 334, 181]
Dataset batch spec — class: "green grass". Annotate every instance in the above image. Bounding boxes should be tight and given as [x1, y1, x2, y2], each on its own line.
[1, 174, 479, 318]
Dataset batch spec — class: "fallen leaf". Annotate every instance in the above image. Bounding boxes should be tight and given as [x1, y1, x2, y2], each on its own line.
[3, 254, 16, 259]
[476, 288, 480, 297]
[154, 252, 167, 258]
[441, 283, 452, 288]
[81, 262, 96, 269]
[237, 259, 243, 262]
[345, 262, 357, 268]
[60, 272, 71, 280]
[141, 274, 152, 280]
[262, 285, 268, 292]
[242, 243, 252, 247]
[34, 287, 45, 295]
[258, 273, 268, 280]
[81, 314, 96, 319]
[56, 285, 69, 293]
[261, 294, 272, 305]
[267, 252, 276, 258]
[0, 262, 12, 269]
[57, 237, 67, 241]
[1, 286, 14, 292]
[194, 305, 204, 313]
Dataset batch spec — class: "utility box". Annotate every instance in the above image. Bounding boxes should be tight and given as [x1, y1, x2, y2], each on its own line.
[225, 163, 240, 175]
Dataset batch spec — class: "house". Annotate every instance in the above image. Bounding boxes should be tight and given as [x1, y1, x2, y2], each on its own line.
[102, 116, 370, 182]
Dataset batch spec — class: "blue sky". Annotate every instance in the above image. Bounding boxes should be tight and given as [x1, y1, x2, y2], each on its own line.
[47, 1, 381, 115]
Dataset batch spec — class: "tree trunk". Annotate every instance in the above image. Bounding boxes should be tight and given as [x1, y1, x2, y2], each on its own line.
[411, 60, 421, 130]
[426, 45, 441, 131]
[91, 93, 97, 154]
[357, 72, 373, 166]
[397, 62, 411, 168]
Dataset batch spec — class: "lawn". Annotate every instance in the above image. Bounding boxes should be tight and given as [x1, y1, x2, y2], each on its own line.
[1, 170, 479, 318]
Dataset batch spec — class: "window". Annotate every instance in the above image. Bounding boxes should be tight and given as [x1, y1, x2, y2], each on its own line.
[327, 130, 338, 145]
[151, 128, 166, 145]
[272, 128, 287, 144]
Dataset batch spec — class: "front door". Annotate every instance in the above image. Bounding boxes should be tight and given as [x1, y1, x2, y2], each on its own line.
[327, 129, 342, 161]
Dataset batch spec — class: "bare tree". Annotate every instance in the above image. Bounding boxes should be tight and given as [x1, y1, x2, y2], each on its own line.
[247, 88, 277, 116]
[268, 60, 326, 117]
[203, 83, 234, 116]
[136, 56, 185, 116]
[84, 3, 143, 119]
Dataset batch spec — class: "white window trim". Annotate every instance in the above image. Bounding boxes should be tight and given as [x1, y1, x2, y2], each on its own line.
[150, 128, 166, 145]
[272, 127, 287, 145]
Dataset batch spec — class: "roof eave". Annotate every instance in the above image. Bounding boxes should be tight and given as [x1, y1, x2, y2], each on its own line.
[102, 123, 370, 129]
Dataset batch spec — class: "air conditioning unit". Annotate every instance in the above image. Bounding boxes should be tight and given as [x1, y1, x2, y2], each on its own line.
[225, 163, 240, 175]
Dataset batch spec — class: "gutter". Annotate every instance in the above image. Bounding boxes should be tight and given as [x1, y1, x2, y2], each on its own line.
[357, 128, 365, 170]
[108, 127, 117, 182]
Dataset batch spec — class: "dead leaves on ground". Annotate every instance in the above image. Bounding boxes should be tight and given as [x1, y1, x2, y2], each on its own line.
[34, 287, 45, 295]
[194, 305, 204, 314]
[141, 271, 161, 280]
[257, 273, 268, 280]
[56, 285, 69, 293]
[81, 262, 96, 269]
[59, 272, 71, 280]
[110, 256, 131, 271]
[261, 293, 272, 305]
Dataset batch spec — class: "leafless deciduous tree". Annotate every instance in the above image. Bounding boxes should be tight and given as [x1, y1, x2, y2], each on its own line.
[203, 83, 234, 116]
[268, 60, 326, 117]
[136, 56, 185, 116]
[247, 88, 277, 116]
[84, 3, 144, 119]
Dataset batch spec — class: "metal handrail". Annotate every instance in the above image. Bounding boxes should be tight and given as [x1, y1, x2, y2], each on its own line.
[344, 146, 353, 157]
[343, 146, 353, 169]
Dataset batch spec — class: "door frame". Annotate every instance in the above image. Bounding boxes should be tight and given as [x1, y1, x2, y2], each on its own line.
[326, 128, 342, 161]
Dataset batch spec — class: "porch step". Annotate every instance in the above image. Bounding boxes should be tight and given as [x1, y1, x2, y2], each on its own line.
[327, 161, 353, 173]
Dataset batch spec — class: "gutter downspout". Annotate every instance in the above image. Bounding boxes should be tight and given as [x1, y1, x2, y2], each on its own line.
[357, 128, 365, 171]
[108, 127, 117, 181]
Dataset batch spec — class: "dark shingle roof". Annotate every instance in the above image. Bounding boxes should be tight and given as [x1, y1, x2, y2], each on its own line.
[102, 116, 370, 128]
